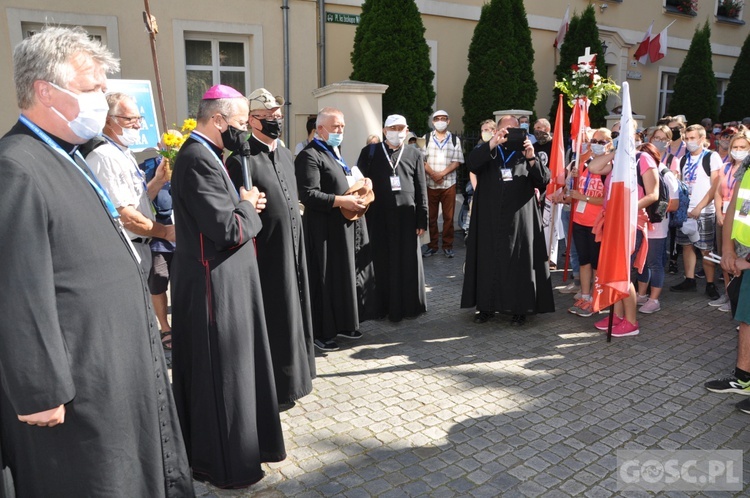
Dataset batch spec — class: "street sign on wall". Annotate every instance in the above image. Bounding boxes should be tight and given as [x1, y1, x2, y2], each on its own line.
[326, 12, 360, 25]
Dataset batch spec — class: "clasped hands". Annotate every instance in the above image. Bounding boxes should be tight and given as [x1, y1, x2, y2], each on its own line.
[240, 186, 267, 213]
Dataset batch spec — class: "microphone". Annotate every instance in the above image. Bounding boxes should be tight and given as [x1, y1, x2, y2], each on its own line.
[238, 140, 252, 190]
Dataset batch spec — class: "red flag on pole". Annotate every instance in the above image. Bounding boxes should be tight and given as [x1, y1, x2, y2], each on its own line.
[633, 21, 653, 64]
[546, 94, 566, 196]
[592, 82, 638, 312]
[554, 6, 570, 49]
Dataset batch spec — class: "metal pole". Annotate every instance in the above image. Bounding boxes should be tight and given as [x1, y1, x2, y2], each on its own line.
[143, 0, 168, 132]
[282, 0, 291, 146]
[318, 0, 326, 87]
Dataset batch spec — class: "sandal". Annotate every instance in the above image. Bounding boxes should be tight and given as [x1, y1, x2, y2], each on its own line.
[160, 330, 172, 350]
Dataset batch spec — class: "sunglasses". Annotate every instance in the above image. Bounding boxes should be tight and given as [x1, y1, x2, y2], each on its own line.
[590, 139, 610, 145]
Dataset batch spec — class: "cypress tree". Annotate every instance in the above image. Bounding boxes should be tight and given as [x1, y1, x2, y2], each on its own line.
[350, 0, 435, 135]
[461, 0, 537, 133]
[720, 30, 750, 122]
[668, 21, 716, 124]
[548, 5, 608, 132]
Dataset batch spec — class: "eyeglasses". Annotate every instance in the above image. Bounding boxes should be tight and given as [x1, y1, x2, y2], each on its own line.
[220, 114, 248, 130]
[112, 115, 145, 126]
[433, 116, 449, 122]
[590, 139, 610, 145]
[610, 132, 620, 139]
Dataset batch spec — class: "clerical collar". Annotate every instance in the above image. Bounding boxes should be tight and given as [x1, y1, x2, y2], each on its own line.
[191, 131, 223, 154]
[251, 133, 276, 152]
[45, 130, 79, 155]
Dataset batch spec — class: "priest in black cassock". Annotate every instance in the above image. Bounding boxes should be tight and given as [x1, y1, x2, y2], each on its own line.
[226, 88, 315, 406]
[461, 115, 555, 326]
[170, 85, 285, 488]
[0, 27, 193, 497]
[295, 107, 373, 352]
[358, 114, 428, 321]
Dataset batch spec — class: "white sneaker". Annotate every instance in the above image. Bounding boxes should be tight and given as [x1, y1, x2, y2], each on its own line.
[709, 294, 730, 307]
[719, 302, 732, 312]
[639, 299, 661, 314]
[636, 294, 649, 305]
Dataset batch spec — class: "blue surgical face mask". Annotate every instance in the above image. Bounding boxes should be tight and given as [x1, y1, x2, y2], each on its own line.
[520, 123, 530, 130]
[326, 132, 343, 148]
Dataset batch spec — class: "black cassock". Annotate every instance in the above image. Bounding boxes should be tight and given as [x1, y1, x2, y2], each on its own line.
[461, 143, 555, 315]
[358, 143, 428, 321]
[295, 140, 378, 340]
[226, 137, 315, 405]
[171, 134, 285, 488]
[0, 121, 193, 497]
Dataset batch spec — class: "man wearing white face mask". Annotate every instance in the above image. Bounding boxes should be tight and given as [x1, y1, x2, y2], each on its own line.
[670, 124, 722, 298]
[357, 114, 428, 322]
[87, 92, 174, 273]
[422, 110, 464, 258]
[0, 26, 193, 497]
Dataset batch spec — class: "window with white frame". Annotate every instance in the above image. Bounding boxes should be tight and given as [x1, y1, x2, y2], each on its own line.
[21, 21, 106, 43]
[184, 34, 250, 117]
[6, 9, 120, 63]
[173, 21, 263, 121]
[657, 71, 677, 119]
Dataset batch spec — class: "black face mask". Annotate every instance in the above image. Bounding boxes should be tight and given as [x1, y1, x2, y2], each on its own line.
[259, 118, 282, 139]
[221, 123, 248, 152]
[670, 127, 682, 141]
[534, 130, 551, 144]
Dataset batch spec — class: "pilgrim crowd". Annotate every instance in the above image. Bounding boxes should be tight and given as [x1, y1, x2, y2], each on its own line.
[3, 26, 750, 495]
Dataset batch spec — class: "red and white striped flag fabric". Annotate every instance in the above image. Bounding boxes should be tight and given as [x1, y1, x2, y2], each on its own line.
[592, 82, 638, 312]
[633, 22, 653, 64]
[554, 6, 570, 49]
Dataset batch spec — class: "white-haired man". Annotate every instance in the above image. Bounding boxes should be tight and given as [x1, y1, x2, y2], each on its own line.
[0, 26, 192, 497]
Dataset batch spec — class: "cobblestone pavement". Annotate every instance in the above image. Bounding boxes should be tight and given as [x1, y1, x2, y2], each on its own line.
[192, 236, 750, 497]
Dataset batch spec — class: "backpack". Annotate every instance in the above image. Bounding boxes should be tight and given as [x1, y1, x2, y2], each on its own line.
[635, 153, 670, 223]
[423, 132, 459, 149]
[668, 177, 691, 229]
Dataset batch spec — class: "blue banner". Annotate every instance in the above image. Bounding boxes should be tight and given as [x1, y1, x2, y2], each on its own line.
[105, 79, 160, 152]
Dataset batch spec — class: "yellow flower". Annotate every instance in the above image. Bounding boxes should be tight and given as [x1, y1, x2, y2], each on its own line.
[181, 118, 197, 133]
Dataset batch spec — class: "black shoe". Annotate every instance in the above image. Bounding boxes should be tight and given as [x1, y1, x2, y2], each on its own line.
[696, 268, 706, 279]
[668, 261, 679, 275]
[314, 338, 340, 351]
[737, 398, 750, 415]
[511, 314, 526, 326]
[338, 330, 363, 339]
[474, 311, 492, 324]
[670, 278, 697, 292]
[705, 282, 720, 300]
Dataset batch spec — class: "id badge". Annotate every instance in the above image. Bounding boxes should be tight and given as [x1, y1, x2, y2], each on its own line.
[740, 199, 750, 217]
[390, 175, 402, 191]
[501, 168, 513, 182]
[576, 200, 587, 213]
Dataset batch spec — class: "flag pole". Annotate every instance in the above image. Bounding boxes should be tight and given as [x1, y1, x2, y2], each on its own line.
[143, 0, 168, 133]
[606, 305, 614, 342]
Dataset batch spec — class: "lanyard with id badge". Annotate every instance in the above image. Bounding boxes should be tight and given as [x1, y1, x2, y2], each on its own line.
[498, 147, 515, 182]
[382, 143, 405, 191]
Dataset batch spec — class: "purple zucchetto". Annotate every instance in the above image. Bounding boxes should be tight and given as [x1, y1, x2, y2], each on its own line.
[202, 84, 243, 100]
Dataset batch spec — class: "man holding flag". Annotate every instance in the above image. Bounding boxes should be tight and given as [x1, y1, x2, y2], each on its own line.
[587, 82, 659, 338]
